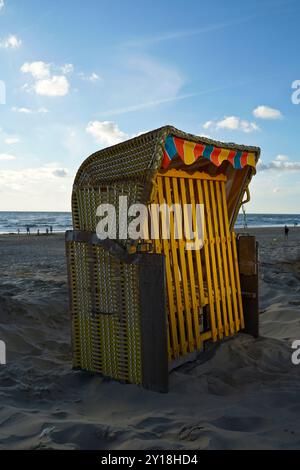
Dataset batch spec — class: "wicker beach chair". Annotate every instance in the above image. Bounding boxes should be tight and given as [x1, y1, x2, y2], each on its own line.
[66, 126, 260, 392]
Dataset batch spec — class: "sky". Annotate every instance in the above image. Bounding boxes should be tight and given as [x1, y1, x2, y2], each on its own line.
[0, 0, 300, 213]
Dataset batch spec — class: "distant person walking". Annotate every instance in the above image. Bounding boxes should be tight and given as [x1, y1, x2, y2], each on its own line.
[46, 228, 49, 235]
[37, 229, 40, 236]
[284, 225, 289, 239]
[50, 225, 53, 235]
[17, 229, 20, 235]
[26, 226, 30, 235]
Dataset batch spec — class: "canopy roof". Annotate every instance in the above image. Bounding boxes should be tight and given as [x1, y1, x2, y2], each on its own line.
[73, 125, 260, 228]
[75, 126, 260, 185]
[163, 134, 257, 170]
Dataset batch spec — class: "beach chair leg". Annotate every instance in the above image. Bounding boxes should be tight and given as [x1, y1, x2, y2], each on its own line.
[237, 235, 259, 338]
[139, 254, 169, 393]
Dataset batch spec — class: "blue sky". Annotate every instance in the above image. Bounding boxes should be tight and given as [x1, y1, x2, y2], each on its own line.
[0, 0, 299, 212]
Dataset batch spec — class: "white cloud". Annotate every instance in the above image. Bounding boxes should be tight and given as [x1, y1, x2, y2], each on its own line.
[257, 155, 300, 171]
[0, 165, 68, 187]
[4, 137, 20, 145]
[34, 75, 70, 97]
[79, 71, 100, 82]
[12, 106, 32, 114]
[253, 105, 282, 120]
[88, 72, 100, 82]
[276, 154, 289, 161]
[0, 128, 20, 146]
[86, 121, 128, 146]
[61, 63, 74, 74]
[203, 115, 259, 133]
[12, 106, 49, 114]
[0, 34, 22, 49]
[52, 168, 68, 177]
[0, 164, 72, 211]
[20, 83, 31, 93]
[38, 107, 49, 113]
[21, 61, 50, 79]
[0, 153, 16, 161]
[203, 120, 213, 130]
[0, 1, 4, 11]
[21, 61, 70, 97]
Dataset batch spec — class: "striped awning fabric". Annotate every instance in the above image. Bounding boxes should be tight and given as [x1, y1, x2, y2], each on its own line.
[162, 135, 257, 170]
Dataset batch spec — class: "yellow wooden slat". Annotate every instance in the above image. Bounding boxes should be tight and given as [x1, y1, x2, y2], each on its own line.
[149, 203, 162, 255]
[187, 180, 209, 305]
[200, 331, 212, 341]
[202, 180, 224, 339]
[195, 179, 218, 341]
[220, 183, 240, 331]
[188, 181, 207, 307]
[151, 191, 174, 361]
[172, 177, 194, 352]
[157, 176, 180, 358]
[215, 181, 235, 335]
[209, 181, 229, 337]
[164, 176, 188, 355]
[148, 201, 172, 360]
[186, 178, 205, 349]
[179, 177, 200, 351]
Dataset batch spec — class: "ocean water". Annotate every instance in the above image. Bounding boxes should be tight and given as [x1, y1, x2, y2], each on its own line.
[0, 212, 299, 234]
[0, 212, 72, 234]
[235, 213, 300, 228]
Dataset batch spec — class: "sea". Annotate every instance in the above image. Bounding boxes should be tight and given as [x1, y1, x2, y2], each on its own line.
[0, 212, 299, 234]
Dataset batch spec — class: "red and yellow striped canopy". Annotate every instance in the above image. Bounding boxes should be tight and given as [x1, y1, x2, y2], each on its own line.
[162, 135, 256, 170]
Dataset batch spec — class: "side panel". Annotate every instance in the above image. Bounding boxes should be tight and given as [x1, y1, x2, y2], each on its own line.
[65, 231, 168, 391]
[237, 235, 259, 338]
[140, 255, 168, 393]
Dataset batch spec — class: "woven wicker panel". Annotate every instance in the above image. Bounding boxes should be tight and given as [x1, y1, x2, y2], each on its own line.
[74, 130, 164, 189]
[66, 239, 142, 384]
[73, 180, 147, 236]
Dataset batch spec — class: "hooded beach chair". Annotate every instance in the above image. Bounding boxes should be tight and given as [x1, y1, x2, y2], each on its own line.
[66, 126, 260, 392]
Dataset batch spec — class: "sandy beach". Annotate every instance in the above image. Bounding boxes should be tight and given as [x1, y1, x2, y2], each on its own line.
[0, 227, 300, 450]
